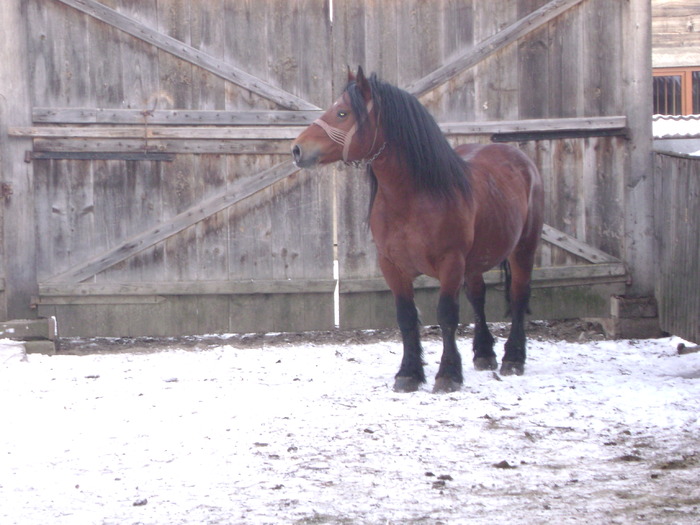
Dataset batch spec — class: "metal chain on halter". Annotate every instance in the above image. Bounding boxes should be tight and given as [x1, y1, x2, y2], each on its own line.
[345, 140, 387, 169]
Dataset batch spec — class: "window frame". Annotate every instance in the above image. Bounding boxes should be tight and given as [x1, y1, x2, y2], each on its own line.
[653, 66, 700, 115]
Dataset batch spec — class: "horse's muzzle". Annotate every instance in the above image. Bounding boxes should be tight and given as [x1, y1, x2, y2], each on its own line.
[291, 143, 318, 168]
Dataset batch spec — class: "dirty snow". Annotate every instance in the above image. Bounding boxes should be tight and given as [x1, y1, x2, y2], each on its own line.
[1, 331, 699, 524]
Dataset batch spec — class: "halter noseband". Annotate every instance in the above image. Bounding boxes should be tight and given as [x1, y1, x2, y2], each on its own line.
[311, 99, 385, 166]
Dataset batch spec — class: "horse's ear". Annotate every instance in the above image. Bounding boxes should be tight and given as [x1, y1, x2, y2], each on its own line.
[355, 66, 371, 101]
[347, 65, 355, 83]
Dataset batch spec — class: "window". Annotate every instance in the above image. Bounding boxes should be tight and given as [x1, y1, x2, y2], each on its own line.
[653, 67, 700, 115]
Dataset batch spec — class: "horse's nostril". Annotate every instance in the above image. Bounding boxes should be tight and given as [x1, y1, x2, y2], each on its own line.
[292, 144, 302, 164]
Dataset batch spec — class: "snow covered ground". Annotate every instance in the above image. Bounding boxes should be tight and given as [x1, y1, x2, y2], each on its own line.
[1, 328, 700, 524]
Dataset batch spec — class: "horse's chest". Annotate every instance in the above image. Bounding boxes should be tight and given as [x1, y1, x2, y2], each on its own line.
[369, 208, 443, 275]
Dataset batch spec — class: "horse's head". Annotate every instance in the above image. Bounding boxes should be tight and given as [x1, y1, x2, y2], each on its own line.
[292, 67, 383, 168]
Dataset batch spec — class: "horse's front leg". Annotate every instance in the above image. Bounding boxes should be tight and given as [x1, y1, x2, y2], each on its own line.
[393, 295, 426, 392]
[379, 257, 425, 392]
[433, 293, 463, 393]
[433, 257, 466, 393]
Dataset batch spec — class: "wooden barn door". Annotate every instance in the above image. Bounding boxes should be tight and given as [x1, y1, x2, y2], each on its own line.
[13, 0, 641, 336]
[20, 0, 336, 336]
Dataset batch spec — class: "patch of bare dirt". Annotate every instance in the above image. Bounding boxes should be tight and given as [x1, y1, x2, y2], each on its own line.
[57, 319, 609, 355]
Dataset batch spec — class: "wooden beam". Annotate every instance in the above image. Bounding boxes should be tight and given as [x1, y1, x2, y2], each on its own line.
[0, 0, 37, 318]
[33, 108, 323, 126]
[440, 116, 627, 135]
[44, 160, 300, 284]
[541, 224, 620, 264]
[11, 125, 306, 140]
[50, 0, 318, 111]
[30, 151, 175, 161]
[13, 116, 627, 140]
[405, 0, 587, 97]
[39, 279, 336, 298]
[339, 263, 627, 294]
[32, 138, 292, 155]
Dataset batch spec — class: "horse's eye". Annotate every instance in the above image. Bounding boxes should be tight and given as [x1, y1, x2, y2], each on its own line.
[337, 110, 348, 119]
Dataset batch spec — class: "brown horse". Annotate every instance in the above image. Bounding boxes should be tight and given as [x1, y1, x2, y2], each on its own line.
[292, 68, 544, 393]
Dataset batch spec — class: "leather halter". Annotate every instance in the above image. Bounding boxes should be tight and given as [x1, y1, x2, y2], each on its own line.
[311, 99, 384, 165]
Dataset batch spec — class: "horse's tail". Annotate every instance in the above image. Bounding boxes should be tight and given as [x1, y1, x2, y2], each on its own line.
[501, 260, 512, 318]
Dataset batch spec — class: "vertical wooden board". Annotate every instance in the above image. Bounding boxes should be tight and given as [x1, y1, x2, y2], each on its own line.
[582, 0, 623, 116]
[222, 0, 275, 110]
[472, 1, 519, 121]
[87, 0, 124, 106]
[582, 137, 624, 259]
[65, 160, 96, 270]
[332, 0, 367, 92]
[517, 1, 550, 119]
[226, 155, 275, 280]
[116, 0, 160, 110]
[396, 0, 442, 88]
[26, 0, 65, 107]
[438, 0, 475, 122]
[190, 0, 226, 110]
[44, 160, 73, 278]
[195, 154, 229, 281]
[33, 161, 54, 282]
[336, 165, 381, 280]
[363, 0, 399, 81]
[159, 155, 198, 281]
[156, 0, 193, 109]
[292, 0, 332, 104]
[549, 139, 584, 265]
[91, 160, 126, 250]
[95, 160, 166, 283]
[548, 5, 583, 117]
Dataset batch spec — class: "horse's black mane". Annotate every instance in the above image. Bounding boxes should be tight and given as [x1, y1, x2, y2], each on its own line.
[345, 73, 470, 206]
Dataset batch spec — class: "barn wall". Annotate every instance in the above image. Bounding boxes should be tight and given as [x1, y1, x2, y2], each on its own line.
[0, 0, 651, 336]
[654, 152, 700, 344]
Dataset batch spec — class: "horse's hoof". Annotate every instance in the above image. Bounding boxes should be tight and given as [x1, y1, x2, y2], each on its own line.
[473, 356, 498, 371]
[433, 377, 462, 393]
[500, 361, 524, 376]
[393, 376, 422, 393]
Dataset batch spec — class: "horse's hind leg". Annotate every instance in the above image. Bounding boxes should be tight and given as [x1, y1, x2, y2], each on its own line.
[501, 252, 535, 376]
[464, 274, 497, 370]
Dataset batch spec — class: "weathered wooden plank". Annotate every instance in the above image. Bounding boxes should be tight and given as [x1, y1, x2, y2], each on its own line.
[339, 262, 626, 293]
[654, 152, 700, 343]
[50, 0, 319, 110]
[622, 0, 655, 297]
[33, 138, 292, 155]
[405, 0, 587, 97]
[12, 126, 307, 139]
[44, 160, 300, 283]
[39, 278, 337, 297]
[442, 116, 627, 134]
[31, 151, 174, 161]
[0, 0, 36, 318]
[33, 108, 321, 125]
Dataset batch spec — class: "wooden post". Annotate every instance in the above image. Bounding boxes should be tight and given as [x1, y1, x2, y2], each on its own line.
[622, 0, 654, 297]
[0, 0, 37, 319]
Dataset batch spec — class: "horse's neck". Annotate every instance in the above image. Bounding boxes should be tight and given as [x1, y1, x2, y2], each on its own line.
[370, 153, 417, 204]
